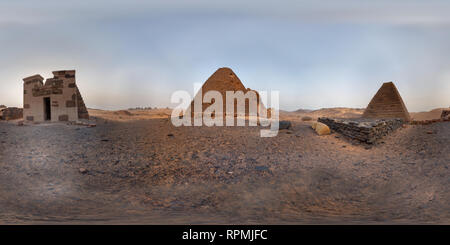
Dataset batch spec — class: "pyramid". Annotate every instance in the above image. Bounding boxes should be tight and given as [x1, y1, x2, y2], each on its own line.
[362, 81, 410, 121]
[187, 67, 265, 117]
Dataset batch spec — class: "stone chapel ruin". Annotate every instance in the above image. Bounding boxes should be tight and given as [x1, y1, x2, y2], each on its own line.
[23, 70, 89, 122]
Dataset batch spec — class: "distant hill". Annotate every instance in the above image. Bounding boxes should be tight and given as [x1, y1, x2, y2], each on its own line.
[410, 108, 448, 121]
[280, 107, 364, 121]
[294, 108, 313, 114]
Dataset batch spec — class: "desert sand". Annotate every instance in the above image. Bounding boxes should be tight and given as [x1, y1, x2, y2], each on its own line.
[0, 108, 449, 224]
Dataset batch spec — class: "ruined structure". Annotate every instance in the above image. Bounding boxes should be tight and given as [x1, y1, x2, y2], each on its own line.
[187, 67, 267, 118]
[442, 109, 450, 121]
[362, 82, 410, 121]
[23, 70, 88, 122]
[0, 107, 23, 121]
[318, 117, 404, 144]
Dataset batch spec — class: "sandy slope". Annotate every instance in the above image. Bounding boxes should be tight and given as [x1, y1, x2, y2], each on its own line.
[0, 110, 449, 224]
[410, 108, 447, 121]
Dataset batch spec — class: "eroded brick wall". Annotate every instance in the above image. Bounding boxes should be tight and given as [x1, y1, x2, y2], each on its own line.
[318, 117, 405, 144]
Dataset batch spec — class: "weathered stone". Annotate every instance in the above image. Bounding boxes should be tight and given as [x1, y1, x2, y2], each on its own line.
[313, 122, 331, 135]
[318, 117, 404, 144]
[279, 120, 292, 130]
[441, 110, 450, 120]
[66, 100, 76, 108]
[0, 107, 23, 121]
[52, 89, 63, 94]
[58, 115, 69, 121]
[255, 166, 269, 171]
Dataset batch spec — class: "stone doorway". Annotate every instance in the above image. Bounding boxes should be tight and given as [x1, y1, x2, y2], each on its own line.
[44, 97, 51, 121]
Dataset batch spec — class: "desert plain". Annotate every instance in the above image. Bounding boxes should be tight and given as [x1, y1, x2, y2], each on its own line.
[0, 107, 449, 224]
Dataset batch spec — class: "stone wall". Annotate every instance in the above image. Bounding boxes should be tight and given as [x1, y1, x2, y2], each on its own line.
[76, 88, 89, 119]
[318, 117, 405, 144]
[0, 107, 23, 121]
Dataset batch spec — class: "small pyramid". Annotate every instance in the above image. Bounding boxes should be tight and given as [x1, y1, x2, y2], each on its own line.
[188, 67, 264, 117]
[362, 81, 410, 121]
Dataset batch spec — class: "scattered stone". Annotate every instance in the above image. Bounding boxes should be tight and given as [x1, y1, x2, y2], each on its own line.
[279, 121, 292, 130]
[17, 121, 24, 126]
[312, 122, 331, 136]
[167, 133, 174, 137]
[101, 139, 109, 142]
[79, 168, 88, 174]
[442, 110, 450, 120]
[255, 166, 269, 171]
[426, 131, 433, 134]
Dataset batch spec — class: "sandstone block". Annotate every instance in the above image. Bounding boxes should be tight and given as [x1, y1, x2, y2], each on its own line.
[313, 122, 331, 135]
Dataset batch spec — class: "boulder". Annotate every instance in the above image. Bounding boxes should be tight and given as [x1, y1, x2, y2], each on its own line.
[312, 122, 330, 135]
[279, 120, 292, 130]
[441, 110, 450, 121]
[301, 116, 312, 121]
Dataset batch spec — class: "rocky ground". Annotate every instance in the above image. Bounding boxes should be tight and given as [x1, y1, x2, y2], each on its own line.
[0, 110, 449, 224]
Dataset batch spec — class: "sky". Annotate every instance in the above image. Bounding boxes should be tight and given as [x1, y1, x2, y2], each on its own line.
[0, 0, 449, 112]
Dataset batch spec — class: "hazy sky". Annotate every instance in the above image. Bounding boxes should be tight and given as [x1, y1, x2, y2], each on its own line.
[1, 0, 449, 111]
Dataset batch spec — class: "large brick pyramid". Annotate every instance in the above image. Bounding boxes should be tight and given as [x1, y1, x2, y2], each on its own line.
[187, 67, 265, 117]
[362, 81, 410, 121]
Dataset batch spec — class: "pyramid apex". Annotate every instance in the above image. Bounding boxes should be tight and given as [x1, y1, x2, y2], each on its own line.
[218, 67, 232, 70]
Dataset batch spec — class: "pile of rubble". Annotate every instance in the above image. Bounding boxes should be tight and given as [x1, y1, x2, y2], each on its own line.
[0, 107, 23, 121]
